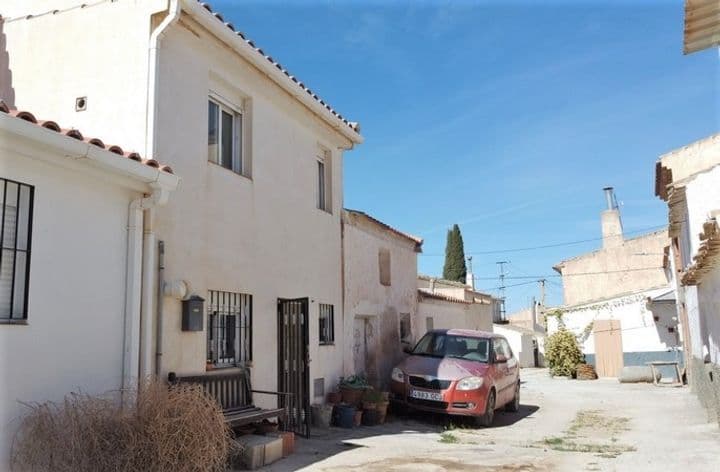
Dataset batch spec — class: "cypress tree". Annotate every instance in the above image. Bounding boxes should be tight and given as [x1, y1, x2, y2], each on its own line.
[443, 224, 467, 282]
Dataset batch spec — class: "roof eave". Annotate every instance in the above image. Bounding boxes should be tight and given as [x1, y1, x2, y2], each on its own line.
[182, 0, 363, 145]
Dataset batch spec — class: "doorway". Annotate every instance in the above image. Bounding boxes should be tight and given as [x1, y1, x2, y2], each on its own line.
[277, 298, 310, 437]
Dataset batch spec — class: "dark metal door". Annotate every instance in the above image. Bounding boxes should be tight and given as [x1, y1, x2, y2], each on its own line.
[277, 298, 310, 437]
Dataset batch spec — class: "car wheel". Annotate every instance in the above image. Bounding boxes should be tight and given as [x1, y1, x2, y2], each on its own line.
[505, 381, 520, 412]
[476, 389, 495, 427]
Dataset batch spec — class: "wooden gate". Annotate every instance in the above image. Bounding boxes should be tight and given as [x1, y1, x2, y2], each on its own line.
[277, 298, 310, 437]
[593, 319, 623, 377]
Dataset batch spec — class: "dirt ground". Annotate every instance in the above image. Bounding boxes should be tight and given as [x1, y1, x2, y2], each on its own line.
[263, 368, 720, 471]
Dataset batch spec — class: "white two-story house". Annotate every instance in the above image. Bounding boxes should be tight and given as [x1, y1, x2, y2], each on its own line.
[1, 0, 362, 436]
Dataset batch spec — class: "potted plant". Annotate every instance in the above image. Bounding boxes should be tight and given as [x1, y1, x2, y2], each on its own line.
[362, 388, 382, 411]
[338, 375, 369, 406]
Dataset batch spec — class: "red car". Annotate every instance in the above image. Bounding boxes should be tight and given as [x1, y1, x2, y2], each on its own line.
[390, 329, 520, 426]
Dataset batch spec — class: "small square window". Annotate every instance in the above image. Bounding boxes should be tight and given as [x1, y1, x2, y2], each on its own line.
[319, 303, 334, 344]
[379, 249, 391, 286]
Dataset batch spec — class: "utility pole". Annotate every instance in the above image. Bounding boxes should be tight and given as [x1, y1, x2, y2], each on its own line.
[537, 278, 546, 331]
[538, 278, 546, 308]
[496, 261, 509, 321]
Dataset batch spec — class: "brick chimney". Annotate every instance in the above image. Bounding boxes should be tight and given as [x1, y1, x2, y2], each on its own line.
[601, 187, 623, 249]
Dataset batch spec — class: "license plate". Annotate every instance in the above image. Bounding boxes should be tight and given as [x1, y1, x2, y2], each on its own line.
[410, 390, 443, 401]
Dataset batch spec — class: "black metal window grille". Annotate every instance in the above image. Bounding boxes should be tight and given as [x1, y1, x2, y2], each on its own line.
[1, 178, 33, 322]
[207, 290, 252, 366]
[319, 303, 334, 344]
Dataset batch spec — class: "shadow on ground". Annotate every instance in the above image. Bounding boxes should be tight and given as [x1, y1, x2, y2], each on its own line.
[262, 403, 540, 471]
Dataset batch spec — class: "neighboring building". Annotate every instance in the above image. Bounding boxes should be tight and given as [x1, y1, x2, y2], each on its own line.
[0, 105, 178, 466]
[549, 188, 678, 377]
[341, 210, 423, 389]
[655, 133, 720, 424]
[500, 304, 546, 368]
[2, 0, 362, 437]
[417, 275, 496, 334]
[493, 324, 544, 368]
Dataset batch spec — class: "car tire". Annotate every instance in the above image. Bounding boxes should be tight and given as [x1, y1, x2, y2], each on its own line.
[476, 389, 495, 427]
[505, 381, 520, 412]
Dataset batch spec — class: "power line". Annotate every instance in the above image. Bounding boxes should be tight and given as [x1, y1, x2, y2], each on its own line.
[471, 267, 664, 280]
[419, 223, 668, 256]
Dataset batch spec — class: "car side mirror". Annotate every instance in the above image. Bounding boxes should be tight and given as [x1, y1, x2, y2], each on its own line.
[495, 354, 508, 364]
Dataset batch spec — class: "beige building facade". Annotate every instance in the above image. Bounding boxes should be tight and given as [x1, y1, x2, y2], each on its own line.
[551, 188, 676, 377]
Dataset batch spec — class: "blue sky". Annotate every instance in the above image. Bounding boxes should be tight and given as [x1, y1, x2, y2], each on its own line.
[214, 0, 718, 312]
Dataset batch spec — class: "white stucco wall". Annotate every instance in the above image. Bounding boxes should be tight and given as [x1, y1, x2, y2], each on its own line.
[0, 130, 145, 467]
[2, 2, 358, 405]
[681, 165, 720, 364]
[416, 297, 493, 336]
[546, 287, 679, 356]
[342, 213, 419, 389]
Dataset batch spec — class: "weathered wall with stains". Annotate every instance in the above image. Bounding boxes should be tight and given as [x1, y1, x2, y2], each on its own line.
[556, 230, 670, 307]
[342, 212, 419, 389]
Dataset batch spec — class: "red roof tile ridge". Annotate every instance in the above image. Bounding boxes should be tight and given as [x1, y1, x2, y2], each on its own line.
[0, 100, 174, 175]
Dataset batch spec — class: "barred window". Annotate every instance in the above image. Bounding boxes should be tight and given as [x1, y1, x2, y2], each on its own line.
[319, 303, 334, 345]
[1, 178, 34, 322]
[207, 290, 252, 366]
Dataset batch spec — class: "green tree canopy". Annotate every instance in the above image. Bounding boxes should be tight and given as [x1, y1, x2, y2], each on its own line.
[442, 224, 467, 282]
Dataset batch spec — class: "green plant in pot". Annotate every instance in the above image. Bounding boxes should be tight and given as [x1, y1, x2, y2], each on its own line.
[338, 375, 369, 406]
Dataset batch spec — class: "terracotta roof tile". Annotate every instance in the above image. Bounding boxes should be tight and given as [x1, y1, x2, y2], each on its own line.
[0, 100, 174, 174]
[194, 0, 360, 134]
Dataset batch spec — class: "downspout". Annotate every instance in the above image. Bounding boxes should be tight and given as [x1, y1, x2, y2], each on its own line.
[145, 0, 181, 157]
[122, 185, 171, 398]
[155, 240, 165, 376]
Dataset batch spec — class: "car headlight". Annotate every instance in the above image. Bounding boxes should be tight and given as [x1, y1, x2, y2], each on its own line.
[391, 367, 405, 383]
[456, 376, 484, 390]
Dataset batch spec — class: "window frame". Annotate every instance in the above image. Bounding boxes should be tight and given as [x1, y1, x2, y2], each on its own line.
[319, 303, 335, 345]
[1, 178, 34, 324]
[207, 96, 247, 177]
[316, 148, 332, 213]
[206, 290, 252, 367]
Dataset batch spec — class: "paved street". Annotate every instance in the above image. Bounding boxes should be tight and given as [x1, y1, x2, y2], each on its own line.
[266, 369, 720, 471]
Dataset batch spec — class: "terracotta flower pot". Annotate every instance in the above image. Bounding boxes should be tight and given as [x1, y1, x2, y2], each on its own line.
[362, 401, 377, 411]
[375, 401, 389, 424]
[327, 391, 341, 404]
[353, 410, 362, 427]
[340, 387, 363, 406]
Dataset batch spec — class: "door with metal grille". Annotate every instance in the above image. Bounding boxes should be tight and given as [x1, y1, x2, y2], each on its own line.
[277, 298, 310, 437]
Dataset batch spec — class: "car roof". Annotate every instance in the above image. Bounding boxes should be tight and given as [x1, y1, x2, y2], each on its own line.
[427, 328, 501, 339]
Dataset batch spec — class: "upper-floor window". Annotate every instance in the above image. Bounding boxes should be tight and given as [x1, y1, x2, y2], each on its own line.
[208, 98, 249, 177]
[1, 178, 33, 323]
[316, 148, 332, 212]
[379, 248, 391, 286]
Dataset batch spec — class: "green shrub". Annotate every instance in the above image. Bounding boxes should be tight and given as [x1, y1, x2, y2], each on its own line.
[545, 328, 584, 377]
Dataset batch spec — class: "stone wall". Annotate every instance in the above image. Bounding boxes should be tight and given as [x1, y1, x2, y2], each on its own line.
[689, 357, 720, 426]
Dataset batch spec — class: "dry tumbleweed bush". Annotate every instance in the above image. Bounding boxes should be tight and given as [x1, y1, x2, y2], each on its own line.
[11, 381, 232, 472]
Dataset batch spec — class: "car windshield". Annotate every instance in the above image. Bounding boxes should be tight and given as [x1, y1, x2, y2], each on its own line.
[411, 333, 490, 362]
